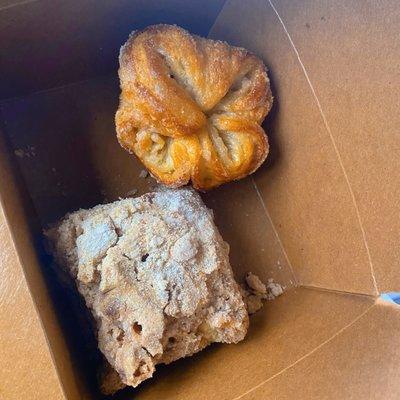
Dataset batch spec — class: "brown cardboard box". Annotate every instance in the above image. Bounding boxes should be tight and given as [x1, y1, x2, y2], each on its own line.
[0, 0, 399, 399]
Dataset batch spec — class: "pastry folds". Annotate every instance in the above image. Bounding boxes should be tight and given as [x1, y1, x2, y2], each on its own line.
[116, 25, 272, 190]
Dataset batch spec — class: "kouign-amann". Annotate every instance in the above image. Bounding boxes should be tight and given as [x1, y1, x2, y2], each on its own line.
[116, 24, 272, 190]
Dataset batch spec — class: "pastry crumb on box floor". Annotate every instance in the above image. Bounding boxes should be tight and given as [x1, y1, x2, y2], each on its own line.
[242, 272, 284, 314]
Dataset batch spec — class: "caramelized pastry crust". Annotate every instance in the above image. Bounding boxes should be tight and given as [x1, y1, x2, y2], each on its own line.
[116, 25, 272, 190]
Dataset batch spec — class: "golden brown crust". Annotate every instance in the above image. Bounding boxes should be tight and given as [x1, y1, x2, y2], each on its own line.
[116, 24, 272, 190]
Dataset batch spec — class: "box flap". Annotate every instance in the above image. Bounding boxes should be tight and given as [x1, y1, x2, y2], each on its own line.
[240, 301, 400, 399]
[0, 207, 65, 400]
[0, 132, 72, 399]
[128, 288, 373, 400]
[210, 0, 400, 295]
[263, 0, 400, 293]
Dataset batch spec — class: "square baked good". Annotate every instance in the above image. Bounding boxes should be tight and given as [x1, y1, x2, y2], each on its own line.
[46, 188, 248, 390]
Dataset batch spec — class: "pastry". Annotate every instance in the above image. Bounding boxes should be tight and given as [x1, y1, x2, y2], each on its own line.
[46, 188, 248, 391]
[116, 24, 272, 190]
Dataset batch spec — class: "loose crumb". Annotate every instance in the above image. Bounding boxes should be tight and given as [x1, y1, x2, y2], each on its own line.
[245, 294, 263, 314]
[14, 149, 25, 158]
[245, 272, 267, 295]
[242, 273, 284, 314]
[266, 278, 284, 299]
[14, 146, 36, 158]
[126, 188, 138, 197]
[139, 169, 149, 179]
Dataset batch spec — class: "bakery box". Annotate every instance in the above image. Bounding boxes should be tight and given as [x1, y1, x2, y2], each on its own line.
[0, 0, 399, 399]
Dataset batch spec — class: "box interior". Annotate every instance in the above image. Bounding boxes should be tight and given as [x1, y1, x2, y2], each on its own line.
[1, 0, 399, 399]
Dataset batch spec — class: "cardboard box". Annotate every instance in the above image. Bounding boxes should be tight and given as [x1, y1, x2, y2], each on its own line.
[0, 0, 399, 398]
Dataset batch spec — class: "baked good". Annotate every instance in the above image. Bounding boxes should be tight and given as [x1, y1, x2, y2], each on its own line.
[116, 24, 272, 190]
[45, 188, 248, 391]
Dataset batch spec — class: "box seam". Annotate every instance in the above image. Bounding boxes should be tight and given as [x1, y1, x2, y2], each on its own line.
[301, 284, 377, 299]
[251, 177, 298, 286]
[0, 203, 69, 400]
[230, 301, 376, 400]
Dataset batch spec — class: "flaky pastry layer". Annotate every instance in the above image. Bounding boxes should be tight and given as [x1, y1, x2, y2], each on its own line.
[116, 24, 272, 190]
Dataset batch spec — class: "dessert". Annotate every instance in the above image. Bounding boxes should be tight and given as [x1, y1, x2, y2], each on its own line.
[116, 24, 272, 190]
[46, 188, 248, 391]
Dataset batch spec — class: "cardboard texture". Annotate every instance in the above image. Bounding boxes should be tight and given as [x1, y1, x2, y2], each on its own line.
[0, 130, 87, 400]
[241, 302, 400, 400]
[0, 0, 399, 399]
[0, 197, 65, 400]
[267, 0, 400, 294]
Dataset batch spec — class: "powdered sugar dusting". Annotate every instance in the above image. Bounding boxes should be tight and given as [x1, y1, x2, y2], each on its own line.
[46, 187, 248, 392]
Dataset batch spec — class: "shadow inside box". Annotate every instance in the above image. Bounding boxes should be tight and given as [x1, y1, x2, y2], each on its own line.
[262, 68, 281, 172]
[39, 248, 106, 399]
